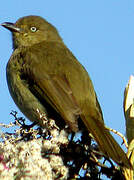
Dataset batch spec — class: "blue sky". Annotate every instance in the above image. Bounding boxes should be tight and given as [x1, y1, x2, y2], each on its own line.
[0, 1, 134, 154]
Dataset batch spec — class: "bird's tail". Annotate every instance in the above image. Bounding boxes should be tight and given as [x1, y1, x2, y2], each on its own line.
[81, 113, 131, 168]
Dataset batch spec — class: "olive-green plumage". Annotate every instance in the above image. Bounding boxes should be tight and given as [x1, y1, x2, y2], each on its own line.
[1, 15, 131, 167]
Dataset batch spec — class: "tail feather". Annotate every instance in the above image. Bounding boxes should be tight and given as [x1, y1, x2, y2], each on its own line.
[81, 114, 131, 168]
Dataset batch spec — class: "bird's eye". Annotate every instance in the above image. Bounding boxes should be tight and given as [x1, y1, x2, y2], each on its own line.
[30, 27, 37, 32]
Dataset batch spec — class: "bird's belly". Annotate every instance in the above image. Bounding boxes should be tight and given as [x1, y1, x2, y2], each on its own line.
[6, 69, 48, 127]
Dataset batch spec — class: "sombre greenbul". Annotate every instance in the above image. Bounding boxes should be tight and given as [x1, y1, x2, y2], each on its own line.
[1, 15, 131, 167]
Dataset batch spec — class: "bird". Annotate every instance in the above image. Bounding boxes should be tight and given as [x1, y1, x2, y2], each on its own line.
[1, 15, 131, 167]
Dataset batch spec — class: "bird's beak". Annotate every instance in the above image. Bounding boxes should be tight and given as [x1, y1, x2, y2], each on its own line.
[1, 22, 21, 33]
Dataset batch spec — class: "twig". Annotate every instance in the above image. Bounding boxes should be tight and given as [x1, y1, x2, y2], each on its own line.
[106, 127, 128, 148]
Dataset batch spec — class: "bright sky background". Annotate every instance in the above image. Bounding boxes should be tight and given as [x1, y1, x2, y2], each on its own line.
[0, 0, 134, 165]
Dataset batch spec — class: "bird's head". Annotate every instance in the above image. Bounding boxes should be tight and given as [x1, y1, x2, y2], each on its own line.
[1, 15, 62, 49]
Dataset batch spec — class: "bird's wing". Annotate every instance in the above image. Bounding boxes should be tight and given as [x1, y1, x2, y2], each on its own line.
[22, 42, 84, 131]
[36, 74, 82, 131]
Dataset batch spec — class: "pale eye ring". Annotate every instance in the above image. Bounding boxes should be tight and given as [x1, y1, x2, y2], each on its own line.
[30, 26, 37, 32]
